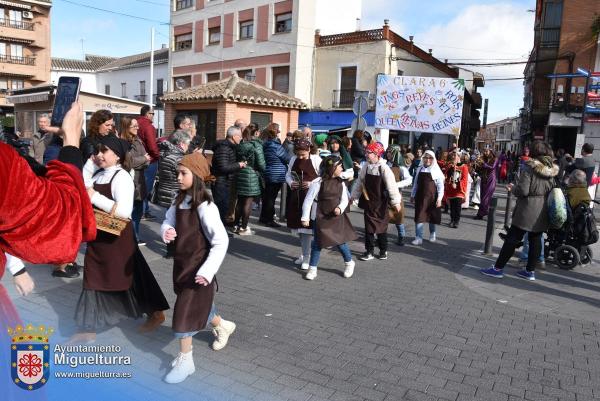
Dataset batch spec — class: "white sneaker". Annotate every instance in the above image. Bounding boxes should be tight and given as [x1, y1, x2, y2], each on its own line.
[171, 345, 192, 367]
[411, 238, 423, 246]
[343, 260, 355, 278]
[212, 319, 236, 351]
[305, 267, 317, 280]
[299, 262, 309, 271]
[429, 233, 437, 242]
[238, 227, 254, 236]
[164, 351, 195, 384]
[294, 255, 304, 265]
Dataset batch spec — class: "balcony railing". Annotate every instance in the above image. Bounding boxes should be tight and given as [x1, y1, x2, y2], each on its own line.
[0, 18, 34, 31]
[134, 94, 147, 102]
[0, 54, 35, 65]
[133, 94, 164, 108]
[332, 89, 369, 108]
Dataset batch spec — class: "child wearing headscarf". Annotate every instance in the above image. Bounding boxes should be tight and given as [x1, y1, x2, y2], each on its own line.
[350, 142, 401, 260]
[300, 156, 358, 280]
[410, 150, 445, 245]
[327, 135, 354, 180]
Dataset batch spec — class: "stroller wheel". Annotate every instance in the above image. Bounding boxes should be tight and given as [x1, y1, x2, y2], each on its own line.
[580, 246, 594, 266]
[555, 245, 580, 270]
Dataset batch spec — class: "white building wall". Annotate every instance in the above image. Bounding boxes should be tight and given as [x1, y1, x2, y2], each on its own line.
[50, 70, 97, 92]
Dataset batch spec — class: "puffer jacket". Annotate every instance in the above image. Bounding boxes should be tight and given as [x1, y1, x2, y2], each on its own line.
[156, 140, 185, 208]
[511, 158, 559, 232]
[211, 139, 241, 185]
[236, 140, 266, 197]
[263, 139, 290, 184]
[129, 137, 149, 201]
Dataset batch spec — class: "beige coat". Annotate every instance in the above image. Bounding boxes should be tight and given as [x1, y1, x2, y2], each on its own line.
[511, 158, 559, 232]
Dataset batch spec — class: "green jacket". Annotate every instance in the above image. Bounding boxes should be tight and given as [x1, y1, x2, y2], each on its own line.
[236, 139, 265, 196]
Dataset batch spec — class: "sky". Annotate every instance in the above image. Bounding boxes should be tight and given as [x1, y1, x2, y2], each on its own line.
[50, 0, 536, 123]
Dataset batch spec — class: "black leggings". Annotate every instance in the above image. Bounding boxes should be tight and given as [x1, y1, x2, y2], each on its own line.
[235, 196, 255, 229]
[449, 197, 463, 224]
[366, 233, 388, 253]
[495, 225, 542, 271]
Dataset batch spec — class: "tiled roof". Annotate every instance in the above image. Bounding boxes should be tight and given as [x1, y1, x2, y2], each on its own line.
[162, 74, 307, 109]
[97, 48, 169, 72]
[51, 54, 117, 72]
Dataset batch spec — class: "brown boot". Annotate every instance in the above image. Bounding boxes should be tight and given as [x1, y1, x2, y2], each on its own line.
[138, 311, 165, 333]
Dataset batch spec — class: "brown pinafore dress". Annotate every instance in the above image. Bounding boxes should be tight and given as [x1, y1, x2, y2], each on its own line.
[361, 168, 390, 235]
[172, 206, 215, 333]
[315, 178, 358, 248]
[414, 171, 442, 224]
[84, 170, 135, 291]
[286, 158, 318, 230]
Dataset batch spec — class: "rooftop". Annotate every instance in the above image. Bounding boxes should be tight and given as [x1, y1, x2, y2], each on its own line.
[162, 73, 307, 109]
[51, 54, 117, 72]
[97, 48, 169, 72]
[51, 48, 169, 73]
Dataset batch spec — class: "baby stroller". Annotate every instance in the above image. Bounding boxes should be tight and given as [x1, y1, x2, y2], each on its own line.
[545, 199, 599, 269]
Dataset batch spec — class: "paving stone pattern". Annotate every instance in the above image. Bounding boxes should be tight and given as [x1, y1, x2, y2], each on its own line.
[4, 189, 600, 401]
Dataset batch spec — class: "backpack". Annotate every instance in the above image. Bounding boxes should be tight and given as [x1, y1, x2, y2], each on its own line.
[572, 204, 599, 245]
[547, 187, 568, 229]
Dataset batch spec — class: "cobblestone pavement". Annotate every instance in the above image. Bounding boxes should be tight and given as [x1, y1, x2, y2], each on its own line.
[4, 189, 600, 401]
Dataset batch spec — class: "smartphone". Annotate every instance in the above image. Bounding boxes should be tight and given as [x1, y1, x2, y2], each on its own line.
[51, 76, 81, 127]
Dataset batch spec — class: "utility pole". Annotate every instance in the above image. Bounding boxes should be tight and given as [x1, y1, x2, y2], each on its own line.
[80, 38, 85, 60]
[150, 27, 155, 107]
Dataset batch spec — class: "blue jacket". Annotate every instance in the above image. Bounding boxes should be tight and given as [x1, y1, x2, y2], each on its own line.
[263, 139, 290, 184]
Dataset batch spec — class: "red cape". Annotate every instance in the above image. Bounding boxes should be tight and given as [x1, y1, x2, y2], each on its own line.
[0, 142, 96, 278]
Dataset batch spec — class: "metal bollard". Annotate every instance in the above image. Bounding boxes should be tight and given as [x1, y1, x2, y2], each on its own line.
[484, 197, 498, 255]
[503, 189, 513, 231]
[279, 183, 287, 222]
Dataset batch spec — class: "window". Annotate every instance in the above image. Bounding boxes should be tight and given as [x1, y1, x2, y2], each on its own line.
[239, 20, 253, 40]
[337, 66, 357, 107]
[174, 76, 191, 90]
[156, 78, 164, 95]
[175, 0, 193, 11]
[0, 43, 5, 56]
[11, 79, 23, 90]
[206, 72, 220, 82]
[397, 69, 404, 76]
[0, 78, 7, 92]
[238, 69, 253, 80]
[250, 112, 272, 130]
[8, 9, 21, 22]
[10, 44, 22, 58]
[275, 12, 292, 33]
[208, 26, 220, 45]
[174, 33, 192, 51]
[104, 84, 110, 95]
[121, 82, 127, 98]
[140, 80, 146, 96]
[0, 9, 4, 22]
[272, 66, 289, 93]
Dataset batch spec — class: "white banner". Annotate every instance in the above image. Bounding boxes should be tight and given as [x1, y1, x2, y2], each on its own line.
[375, 74, 465, 135]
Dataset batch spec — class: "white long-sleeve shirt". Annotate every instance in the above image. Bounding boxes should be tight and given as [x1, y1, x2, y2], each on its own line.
[301, 178, 349, 222]
[90, 165, 134, 219]
[160, 198, 228, 283]
[387, 163, 412, 189]
[285, 155, 322, 187]
[5, 253, 25, 276]
[350, 158, 402, 206]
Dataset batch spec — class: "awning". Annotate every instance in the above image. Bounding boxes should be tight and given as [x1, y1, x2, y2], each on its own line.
[300, 125, 351, 134]
[0, 0, 30, 9]
[7, 91, 49, 104]
[548, 112, 581, 127]
[0, 36, 34, 44]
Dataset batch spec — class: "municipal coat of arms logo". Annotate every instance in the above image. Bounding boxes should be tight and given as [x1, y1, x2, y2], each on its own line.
[8, 324, 54, 391]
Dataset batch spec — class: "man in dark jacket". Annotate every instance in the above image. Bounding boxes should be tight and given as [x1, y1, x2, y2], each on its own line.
[211, 126, 246, 224]
[138, 105, 160, 219]
[566, 143, 596, 186]
[260, 128, 290, 227]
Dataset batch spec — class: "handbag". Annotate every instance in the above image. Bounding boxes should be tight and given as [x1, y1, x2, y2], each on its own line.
[94, 203, 130, 236]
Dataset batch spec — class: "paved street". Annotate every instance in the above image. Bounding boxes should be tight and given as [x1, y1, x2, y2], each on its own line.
[4, 190, 600, 401]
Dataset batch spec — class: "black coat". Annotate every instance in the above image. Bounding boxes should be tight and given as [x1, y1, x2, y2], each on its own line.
[156, 140, 185, 208]
[211, 139, 241, 186]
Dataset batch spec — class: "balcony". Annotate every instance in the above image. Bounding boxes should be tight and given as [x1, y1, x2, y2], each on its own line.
[133, 94, 165, 108]
[332, 89, 369, 108]
[134, 94, 147, 102]
[540, 27, 560, 48]
[0, 54, 35, 65]
[0, 19, 34, 31]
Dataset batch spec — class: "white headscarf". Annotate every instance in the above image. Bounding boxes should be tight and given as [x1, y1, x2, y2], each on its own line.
[416, 150, 445, 182]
